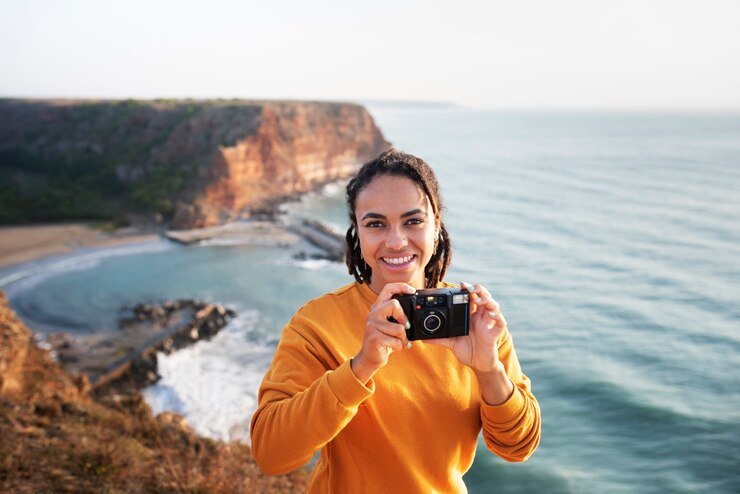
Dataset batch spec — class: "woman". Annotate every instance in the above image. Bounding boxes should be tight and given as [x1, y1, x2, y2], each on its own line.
[250, 149, 540, 492]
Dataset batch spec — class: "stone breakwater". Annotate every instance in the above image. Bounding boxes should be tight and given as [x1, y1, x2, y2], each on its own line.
[46, 299, 237, 395]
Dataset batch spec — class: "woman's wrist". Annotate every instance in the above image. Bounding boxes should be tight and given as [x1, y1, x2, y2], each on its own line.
[475, 361, 515, 406]
[350, 355, 376, 384]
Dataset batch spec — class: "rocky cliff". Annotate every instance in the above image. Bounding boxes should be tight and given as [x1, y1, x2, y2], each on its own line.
[0, 99, 389, 228]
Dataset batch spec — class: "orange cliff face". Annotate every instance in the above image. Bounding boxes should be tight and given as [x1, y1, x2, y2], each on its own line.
[172, 102, 390, 229]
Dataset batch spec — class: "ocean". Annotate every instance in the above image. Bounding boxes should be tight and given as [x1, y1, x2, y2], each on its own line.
[2, 106, 739, 493]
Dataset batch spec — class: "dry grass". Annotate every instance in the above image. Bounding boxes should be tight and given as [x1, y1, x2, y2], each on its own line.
[0, 292, 309, 493]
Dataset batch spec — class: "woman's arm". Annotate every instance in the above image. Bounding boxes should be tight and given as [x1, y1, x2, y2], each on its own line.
[250, 282, 415, 475]
[249, 323, 374, 475]
[477, 327, 541, 462]
[426, 282, 541, 462]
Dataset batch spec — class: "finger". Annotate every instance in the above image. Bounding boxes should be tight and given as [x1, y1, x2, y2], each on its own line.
[374, 299, 410, 326]
[476, 296, 501, 313]
[470, 286, 492, 309]
[482, 310, 506, 329]
[375, 333, 404, 354]
[492, 312, 507, 327]
[373, 282, 416, 308]
[461, 281, 484, 309]
[372, 318, 407, 338]
[368, 310, 409, 342]
[373, 319, 410, 347]
[462, 282, 483, 316]
[474, 284, 493, 300]
[389, 298, 410, 325]
[462, 282, 493, 301]
[462, 282, 500, 313]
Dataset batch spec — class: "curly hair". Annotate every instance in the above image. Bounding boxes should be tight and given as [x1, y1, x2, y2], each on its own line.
[345, 148, 452, 288]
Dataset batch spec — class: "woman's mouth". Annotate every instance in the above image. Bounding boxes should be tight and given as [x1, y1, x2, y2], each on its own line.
[380, 254, 416, 270]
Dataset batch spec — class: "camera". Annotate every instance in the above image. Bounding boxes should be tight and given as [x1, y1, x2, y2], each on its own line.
[392, 287, 470, 340]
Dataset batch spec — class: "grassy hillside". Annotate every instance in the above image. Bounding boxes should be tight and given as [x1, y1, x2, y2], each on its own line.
[0, 98, 262, 224]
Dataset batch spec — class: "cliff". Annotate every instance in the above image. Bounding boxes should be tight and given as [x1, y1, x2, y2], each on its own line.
[0, 291, 308, 492]
[0, 98, 389, 228]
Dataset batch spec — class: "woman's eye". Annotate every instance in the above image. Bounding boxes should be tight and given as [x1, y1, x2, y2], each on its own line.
[406, 218, 424, 225]
[365, 221, 384, 228]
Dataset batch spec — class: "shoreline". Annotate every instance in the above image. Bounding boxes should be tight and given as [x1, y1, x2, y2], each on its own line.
[0, 216, 345, 273]
[0, 223, 162, 270]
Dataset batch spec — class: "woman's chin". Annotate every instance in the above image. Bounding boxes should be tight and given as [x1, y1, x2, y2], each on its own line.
[374, 267, 424, 288]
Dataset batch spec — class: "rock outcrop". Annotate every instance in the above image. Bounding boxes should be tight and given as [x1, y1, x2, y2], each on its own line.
[0, 99, 390, 228]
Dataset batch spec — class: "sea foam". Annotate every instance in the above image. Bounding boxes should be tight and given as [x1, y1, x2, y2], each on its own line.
[142, 310, 274, 443]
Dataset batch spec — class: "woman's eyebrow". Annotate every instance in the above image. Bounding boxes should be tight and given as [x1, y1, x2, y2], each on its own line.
[400, 208, 426, 218]
[360, 209, 426, 221]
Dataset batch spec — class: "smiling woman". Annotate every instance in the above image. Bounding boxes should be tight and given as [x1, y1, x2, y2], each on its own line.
[355, 175, 438, 289]
[250, 149, 541, 492]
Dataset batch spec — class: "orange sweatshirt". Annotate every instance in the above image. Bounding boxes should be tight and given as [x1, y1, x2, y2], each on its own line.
[250, 281, 540, 493]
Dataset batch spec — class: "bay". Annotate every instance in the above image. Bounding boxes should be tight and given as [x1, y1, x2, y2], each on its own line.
[2, 107, 739, 493]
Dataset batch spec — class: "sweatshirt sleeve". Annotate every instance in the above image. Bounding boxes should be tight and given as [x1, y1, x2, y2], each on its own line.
[479, 327, 541, 462]
[249, 315, 374, 475]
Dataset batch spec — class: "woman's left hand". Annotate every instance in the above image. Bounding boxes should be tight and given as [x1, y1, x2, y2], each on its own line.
[426, 282, 506, 373]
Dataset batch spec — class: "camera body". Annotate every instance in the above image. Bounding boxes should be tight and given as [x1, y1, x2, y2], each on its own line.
[392, 287, 470, 341]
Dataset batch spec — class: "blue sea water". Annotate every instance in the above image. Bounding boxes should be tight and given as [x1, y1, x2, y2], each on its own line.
[2, 107, 739, 493]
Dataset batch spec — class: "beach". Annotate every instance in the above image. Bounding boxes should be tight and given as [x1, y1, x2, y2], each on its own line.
[0, 223, 161, 269]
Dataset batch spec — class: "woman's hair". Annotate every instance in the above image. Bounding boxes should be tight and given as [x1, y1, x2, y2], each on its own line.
[345, 148, 452, 288]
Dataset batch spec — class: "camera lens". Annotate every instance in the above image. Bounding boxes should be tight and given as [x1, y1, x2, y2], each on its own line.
[423, 313, 442, 333]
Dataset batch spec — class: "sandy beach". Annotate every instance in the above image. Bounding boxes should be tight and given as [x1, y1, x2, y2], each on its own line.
[0, 223, 161, 269]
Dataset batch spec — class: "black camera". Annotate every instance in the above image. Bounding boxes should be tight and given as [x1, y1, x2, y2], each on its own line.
[392, 287, 470, 340]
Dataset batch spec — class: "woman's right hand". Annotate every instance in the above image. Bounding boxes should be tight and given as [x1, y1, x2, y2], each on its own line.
[351, 282, 415, 383]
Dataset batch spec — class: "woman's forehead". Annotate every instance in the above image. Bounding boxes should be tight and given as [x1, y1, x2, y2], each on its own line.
[355, 175, 430, 214]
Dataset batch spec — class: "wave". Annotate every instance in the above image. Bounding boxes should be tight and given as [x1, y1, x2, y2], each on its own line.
[0, 240, 172, 294]
[142, 309, 273, 443]
[273, 257, 346, 272]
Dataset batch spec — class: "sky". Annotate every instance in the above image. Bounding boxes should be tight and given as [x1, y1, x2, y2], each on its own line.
[1, 0, 738, 110]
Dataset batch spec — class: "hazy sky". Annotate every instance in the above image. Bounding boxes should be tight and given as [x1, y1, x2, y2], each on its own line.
[1, 0, 738, 110]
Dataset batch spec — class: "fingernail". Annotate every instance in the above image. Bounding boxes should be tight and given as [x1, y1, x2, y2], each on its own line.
[488, 311, 499, 318]
[461, 281, 474, 291]
[405, 321, 411, 330]
[406, 341, 413, 349]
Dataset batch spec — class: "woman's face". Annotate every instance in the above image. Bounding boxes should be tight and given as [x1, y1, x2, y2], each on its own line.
[354, 174, 439, 292]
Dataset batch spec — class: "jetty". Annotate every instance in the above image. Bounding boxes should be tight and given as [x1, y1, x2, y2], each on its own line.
[46, 299, 235, 393]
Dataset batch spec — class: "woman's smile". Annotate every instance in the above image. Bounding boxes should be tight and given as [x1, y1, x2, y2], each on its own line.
[380, 254, 417, 269]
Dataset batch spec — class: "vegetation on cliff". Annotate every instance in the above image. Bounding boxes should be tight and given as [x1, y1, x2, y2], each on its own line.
[0, 292, 308, 492]
[0, 98, 389, 228]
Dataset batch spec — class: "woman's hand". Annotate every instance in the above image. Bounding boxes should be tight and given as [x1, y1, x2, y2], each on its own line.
[351, 282, 415, 383]
[426, 282, 507, 373]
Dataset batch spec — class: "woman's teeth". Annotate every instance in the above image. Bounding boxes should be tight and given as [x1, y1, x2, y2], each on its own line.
[383, 255, 414, 265]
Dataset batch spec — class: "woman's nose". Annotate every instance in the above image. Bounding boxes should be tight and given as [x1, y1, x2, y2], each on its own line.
[385, 227, 407, 250]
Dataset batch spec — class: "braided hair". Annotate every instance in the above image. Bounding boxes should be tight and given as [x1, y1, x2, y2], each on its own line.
[345, 148, 452, 288]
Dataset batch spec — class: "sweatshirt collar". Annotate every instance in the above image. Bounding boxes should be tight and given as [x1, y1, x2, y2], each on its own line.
[355, 281, 378, 305]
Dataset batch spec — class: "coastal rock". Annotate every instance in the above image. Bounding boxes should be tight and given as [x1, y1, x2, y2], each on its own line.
[0, 292, 31, 396]
[187, 103, 389, 228]
[0, 292, 81, 402]
[0, 99, 390, 228]
[64, 299, 238, 393]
